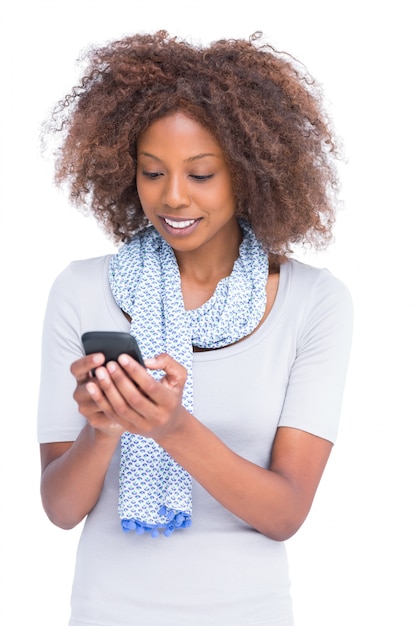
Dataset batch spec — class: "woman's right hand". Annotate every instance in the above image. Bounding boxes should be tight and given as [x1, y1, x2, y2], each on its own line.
[40, 352, 124, 529]
[70, 353, 125, 439]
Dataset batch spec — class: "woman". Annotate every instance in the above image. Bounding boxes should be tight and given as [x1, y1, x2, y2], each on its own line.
[38, 31, 353, 626]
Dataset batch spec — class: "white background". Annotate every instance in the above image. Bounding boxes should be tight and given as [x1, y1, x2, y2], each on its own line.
[0, 1, 416, 624]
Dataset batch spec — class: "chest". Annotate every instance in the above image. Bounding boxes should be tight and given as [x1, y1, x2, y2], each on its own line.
[191, 318, 295, 468]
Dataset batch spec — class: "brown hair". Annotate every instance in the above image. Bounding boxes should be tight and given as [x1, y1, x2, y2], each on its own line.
[45, 30, 342, 258]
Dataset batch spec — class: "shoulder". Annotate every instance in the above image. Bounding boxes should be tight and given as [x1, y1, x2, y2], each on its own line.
[285, 257, 349, 291]
[284, 258, 352, 310]
[280, 258, 353, 342]
[44, 254, 116, 326]
[64, 254, 113, 282]
[49, 254, 113, 297]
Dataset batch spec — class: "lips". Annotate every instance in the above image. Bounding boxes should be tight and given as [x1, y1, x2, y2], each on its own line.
[163, 217, 196, 229]
[159, 216, 202, 236]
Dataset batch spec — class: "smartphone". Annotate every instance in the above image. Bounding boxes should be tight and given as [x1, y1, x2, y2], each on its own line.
[81, 331, 145, 367]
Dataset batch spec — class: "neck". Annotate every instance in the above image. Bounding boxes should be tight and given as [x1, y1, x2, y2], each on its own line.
[174, 219, 243, 310]
[174, 219, 243, 285]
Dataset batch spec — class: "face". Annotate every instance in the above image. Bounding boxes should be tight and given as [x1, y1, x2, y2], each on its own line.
[136, 111, 239, 257]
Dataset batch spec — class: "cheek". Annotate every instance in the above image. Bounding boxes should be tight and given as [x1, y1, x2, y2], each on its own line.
[136, 181, 153, 210]
[200, 177, 235, 209]
[215, 180, 235, 213]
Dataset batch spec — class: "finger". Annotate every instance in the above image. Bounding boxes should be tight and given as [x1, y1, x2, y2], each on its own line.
[70, 353, 106, 381]
[92, 363, 155, 432]
[83, 382, 125, 435]
[134, 353, 188, 391]
[116, 354, 185, 410]
[85, 374, 119, 421]
[73, 374, 118, 425]
[103, 361, 159, 420]
[104, 358, 190, 438]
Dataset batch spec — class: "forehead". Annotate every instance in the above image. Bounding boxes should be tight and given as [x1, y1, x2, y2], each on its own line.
[137, 111, 223, 156]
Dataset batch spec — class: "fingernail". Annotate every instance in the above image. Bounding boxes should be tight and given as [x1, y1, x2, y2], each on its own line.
[86, 383, 96, 395]
[119, 355, 129, 366]
[144, 358, 156, 366]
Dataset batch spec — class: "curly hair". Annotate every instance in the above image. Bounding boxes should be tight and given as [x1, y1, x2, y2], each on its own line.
[45, 30, 341, 258]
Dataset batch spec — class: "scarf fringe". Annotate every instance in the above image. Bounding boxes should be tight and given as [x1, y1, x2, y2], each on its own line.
[121, 506, 192, 538]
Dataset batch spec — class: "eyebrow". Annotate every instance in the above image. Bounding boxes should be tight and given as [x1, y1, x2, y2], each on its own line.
[138, 151, 220, 163]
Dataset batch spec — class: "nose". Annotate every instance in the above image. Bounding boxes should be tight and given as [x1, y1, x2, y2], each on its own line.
[162, 174, 191, 209]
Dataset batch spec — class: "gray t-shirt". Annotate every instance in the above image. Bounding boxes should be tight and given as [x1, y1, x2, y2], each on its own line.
[37, 256, 353, 626]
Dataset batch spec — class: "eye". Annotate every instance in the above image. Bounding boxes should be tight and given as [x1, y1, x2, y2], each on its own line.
[141, 170, 163, 179]
[190, 174, 214, 181]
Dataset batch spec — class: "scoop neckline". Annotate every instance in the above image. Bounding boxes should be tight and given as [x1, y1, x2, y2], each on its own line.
[192, 259, 291, 362]
[104, 255, 293, 361]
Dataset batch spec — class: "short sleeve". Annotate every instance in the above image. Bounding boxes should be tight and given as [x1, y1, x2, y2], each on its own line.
[278, 269, 353, 443]
[37, 264, 87, 443]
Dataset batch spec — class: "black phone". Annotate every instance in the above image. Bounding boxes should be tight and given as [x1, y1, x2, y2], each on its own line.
[81, 331, 145, 367]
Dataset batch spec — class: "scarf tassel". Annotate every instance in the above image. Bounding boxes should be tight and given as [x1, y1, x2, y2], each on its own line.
[121, 506, 192, 538]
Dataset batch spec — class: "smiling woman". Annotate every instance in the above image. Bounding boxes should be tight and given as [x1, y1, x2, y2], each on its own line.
[38, 30, 353, 626]
[136, 112, 239, 264]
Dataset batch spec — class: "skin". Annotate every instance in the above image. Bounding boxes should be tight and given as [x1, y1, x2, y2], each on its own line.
[40, 112, 332, 540]
[137, 112, 242, 307]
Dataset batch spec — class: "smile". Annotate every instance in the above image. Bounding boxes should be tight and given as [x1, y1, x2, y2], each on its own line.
[163, 218, 197, 229]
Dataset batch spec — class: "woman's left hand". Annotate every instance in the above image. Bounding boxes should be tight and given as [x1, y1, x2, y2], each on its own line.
[86, 353, 189, 440]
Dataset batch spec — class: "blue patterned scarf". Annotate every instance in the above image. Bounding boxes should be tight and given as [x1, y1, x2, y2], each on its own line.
[108, 219, 268, 536]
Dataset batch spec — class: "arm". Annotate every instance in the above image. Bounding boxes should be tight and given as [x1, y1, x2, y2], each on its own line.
[159, 409, 332, 541]
[40, 353, 123, 530]
[86, 353, 332, 541]
[38, 260, 132, 529]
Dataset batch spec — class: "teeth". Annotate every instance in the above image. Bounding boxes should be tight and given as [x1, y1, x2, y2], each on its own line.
[164, 218, 196, 229]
